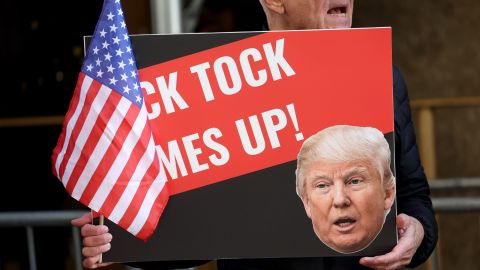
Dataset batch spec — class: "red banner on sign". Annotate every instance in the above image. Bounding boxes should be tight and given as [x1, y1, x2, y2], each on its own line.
[139, 28, 393, 195]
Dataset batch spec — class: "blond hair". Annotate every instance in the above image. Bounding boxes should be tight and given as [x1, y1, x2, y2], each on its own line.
[296, 125, 395, 198]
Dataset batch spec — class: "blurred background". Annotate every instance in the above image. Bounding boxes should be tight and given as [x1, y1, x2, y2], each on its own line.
[0, 0, 479, 269]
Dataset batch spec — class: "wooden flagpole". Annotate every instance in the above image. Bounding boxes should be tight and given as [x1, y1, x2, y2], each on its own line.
[99, 214, 104, 264]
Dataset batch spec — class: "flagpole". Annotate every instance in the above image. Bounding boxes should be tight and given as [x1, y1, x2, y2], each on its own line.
[99, 214, 104, 264]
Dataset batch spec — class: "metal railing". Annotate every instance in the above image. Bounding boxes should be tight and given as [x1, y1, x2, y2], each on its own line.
[0, 210, 88, 270]
[429, 178, 480, 192]
[0, 181, 479, 270]
[429, 178, 480, 213]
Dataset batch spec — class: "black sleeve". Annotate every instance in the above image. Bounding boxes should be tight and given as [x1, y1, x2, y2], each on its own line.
[392, 65, 438, 268]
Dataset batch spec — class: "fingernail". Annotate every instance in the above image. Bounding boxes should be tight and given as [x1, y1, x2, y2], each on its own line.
[360, 258, 371, 263]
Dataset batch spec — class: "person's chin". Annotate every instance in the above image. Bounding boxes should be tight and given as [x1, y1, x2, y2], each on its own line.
[321, 232, 370, 254]
[329, 238, 367, 254]
[324, 16, 352, 29]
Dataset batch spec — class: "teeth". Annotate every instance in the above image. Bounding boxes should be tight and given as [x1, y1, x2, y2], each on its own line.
[328, 7, 347, 16]
[335, 219, 355, 226]
[338, 222, 352, 227]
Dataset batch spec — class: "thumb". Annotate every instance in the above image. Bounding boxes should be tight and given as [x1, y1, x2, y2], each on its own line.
[396, 213, 410, 230]
[397, 214, 414, 239]
[71, 212, 92, 227]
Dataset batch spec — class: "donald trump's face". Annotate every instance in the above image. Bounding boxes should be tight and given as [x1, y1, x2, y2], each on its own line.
[301, 158, 395, 253]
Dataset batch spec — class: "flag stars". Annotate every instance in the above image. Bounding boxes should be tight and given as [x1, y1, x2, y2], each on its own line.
[107, 64, 115, 73]
[116, 48, 124, 57]
[112, 36, 120, 45]
[110, 24, 118, 32]
[123, 85, 131, 94]
[104, 52, 112, 61]
[130, 70, 137, 78]
[80, 1, 143, 106]
[107, 12, 115, 20]
[118, 61, 126, 69]
[109, 76, 118, 85]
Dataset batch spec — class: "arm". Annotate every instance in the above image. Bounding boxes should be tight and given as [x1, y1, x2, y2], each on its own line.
[392, 65, 438, 267]
[360, 66, 438, 269]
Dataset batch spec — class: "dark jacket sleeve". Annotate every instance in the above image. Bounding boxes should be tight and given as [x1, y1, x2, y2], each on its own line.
[392, 65, 438, 268]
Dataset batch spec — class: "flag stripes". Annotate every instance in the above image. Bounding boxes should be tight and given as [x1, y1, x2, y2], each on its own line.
[52, 74, 168, 240]
[77, 101, 136, 206]
[71, 95, 129, 200]
[67, 89, 122, 196]
[100, 133, 157, 220]
[115, 143, 160, 227]
[62, 82, 110, 188]
[87, 103, 150, 209]
[54, 74, 94, 178]
[128, 170, 168, 237]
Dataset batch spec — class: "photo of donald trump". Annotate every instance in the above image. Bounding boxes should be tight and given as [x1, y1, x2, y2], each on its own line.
[296, 125, 396, 254]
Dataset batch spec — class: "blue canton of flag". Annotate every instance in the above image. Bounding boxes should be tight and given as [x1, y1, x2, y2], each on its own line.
[82, 0, 141, 105]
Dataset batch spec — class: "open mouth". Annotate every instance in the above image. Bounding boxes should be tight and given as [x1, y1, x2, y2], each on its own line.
[334, 217, 356, 227]
[327, 6, 348, 16]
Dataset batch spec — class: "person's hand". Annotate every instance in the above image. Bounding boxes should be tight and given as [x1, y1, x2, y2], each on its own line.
[359, 213, 424, 270]
[71, 213, 113, 269]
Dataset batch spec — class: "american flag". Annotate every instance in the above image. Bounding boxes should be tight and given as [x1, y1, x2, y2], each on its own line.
[52, 0, 169, 240]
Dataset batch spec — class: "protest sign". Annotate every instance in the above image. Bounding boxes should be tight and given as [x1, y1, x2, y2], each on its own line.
[103, 28, 397, 262]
